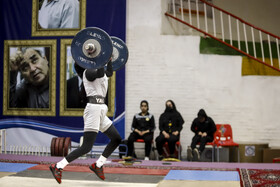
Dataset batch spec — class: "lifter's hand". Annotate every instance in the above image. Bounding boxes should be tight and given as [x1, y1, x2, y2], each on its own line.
[9, 50, 23, 72]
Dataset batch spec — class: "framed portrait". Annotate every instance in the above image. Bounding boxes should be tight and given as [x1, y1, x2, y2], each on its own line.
[31, 0, 86, 36]
[3, 40, 56, 116]
[59, 39, 116, 117]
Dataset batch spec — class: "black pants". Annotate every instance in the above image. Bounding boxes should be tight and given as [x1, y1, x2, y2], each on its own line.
[66, 125, 121, 163]
[156, 133, 179, 155]
[127, 132, 153, 157]
[190, 134, 213, 153]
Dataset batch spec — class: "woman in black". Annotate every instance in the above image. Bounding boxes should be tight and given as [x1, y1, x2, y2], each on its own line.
[187, 109, 216, 161]
[156, 100, 184, 160]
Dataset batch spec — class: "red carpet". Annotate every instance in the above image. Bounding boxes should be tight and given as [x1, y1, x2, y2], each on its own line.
[28, 164, 170, 175]
[239, 168, 280, 187]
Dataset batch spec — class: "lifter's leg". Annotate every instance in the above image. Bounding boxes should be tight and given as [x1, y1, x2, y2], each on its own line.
[50, 131, 97, 184]
[89, 125, 121, 180]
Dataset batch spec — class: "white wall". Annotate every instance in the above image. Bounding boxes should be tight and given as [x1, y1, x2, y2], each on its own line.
[214, 0, 280, 36]
[125, 0, 280, 157]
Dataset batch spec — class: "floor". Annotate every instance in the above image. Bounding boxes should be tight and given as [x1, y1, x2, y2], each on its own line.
[0, 154, 279, 187]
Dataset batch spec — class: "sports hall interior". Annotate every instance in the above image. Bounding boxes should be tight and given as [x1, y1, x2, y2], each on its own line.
[0, 0, 280, 186]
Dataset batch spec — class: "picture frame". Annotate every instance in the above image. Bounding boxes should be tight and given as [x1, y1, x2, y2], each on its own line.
[31, 0, 86, 36]
[59, 39, 116, 117]
[3, 40, 57, 116]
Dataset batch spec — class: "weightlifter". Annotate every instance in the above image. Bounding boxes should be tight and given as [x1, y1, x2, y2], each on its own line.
[49, 27, 128, 184]
[49, 60, 121, 184]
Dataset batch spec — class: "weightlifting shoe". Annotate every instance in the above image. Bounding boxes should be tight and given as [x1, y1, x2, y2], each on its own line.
[49, 164, 62, 184]
[89, 162, 105, 180]
[187, 147, 193, 161]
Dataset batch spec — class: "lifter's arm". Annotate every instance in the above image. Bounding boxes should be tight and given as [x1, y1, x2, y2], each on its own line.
[85, 68, 105, 81]
[105, 60, 113, 77]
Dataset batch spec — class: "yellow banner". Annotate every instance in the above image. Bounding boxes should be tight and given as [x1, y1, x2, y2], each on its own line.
[242, 57, 280, 76]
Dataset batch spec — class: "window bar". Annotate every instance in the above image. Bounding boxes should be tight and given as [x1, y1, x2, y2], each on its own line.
[37, 146, 40, 156]
[42, 146, 45, 156]
[236, 19, 240, 50]
[196, 0, 200, 29]
[220, 11, 224, 41]
[172, 0, 176, 17]
[24, 146, 28, 155]
[45, 146, 49, 156]
[243, 23, 249, 54]
[23, 146, 26, 155]
[276, 38, 280, 69]
[180, 0, 184, 21]
[251, 27, 256, 58]
[20, 146, 23, 155]
[212, 7, 216, 37]
[26, 146, 29, 155]
[204, 2, 208, 33]
[188, 0, 192, 25]
[267, 34, 273, 66]
[259, 31, 265, 62]
[228, 15, 232, 45]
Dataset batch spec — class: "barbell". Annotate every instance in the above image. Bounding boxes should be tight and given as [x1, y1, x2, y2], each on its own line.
[71, 27, 128, 71]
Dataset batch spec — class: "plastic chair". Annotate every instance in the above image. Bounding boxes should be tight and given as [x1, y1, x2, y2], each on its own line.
[162, 141, 181, 160]
[214, 124, 239, 162]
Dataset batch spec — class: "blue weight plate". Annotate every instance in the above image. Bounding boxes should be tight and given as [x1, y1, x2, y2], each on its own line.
[71, 27, 113, 69]
[111, 36, 129, 71]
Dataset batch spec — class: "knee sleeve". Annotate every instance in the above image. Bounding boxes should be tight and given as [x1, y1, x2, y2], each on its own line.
[102, 125, 122, 158]
[104, 125, 121, 142]
[66, 131, 97, 163]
